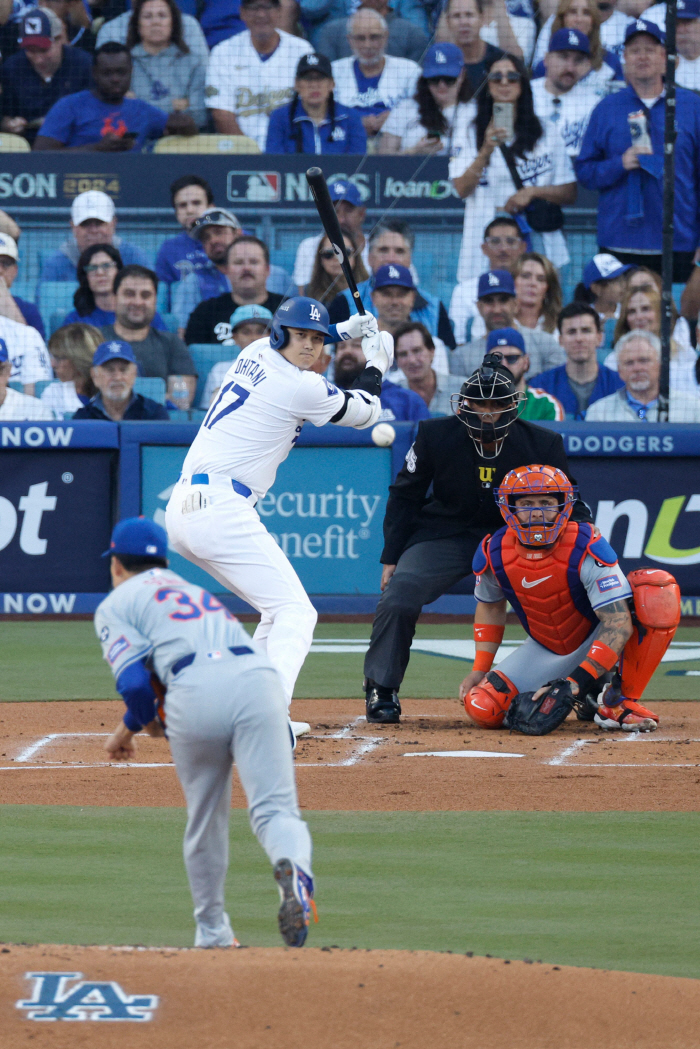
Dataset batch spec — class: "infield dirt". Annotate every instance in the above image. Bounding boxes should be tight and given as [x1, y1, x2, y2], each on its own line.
[0, 699, 699, 811]
[4, 944, 700, 1048]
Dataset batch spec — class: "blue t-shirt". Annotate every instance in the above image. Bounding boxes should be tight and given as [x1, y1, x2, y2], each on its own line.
[380, 379, 431, 422]
[0, 47, 92, 133]
[155, 232, 210, 285]
[15, 295, 46, 339]
[352, 59, 386, 117]
[62, 305, 168, 331]
[38, 90, 169, 149]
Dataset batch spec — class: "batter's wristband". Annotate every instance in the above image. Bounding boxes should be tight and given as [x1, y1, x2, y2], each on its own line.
[473, 623, 505, 645]
[473, 650, 495, 673]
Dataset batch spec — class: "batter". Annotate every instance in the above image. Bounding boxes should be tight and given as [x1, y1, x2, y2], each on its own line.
[166, 296, 392, 726]
[96, 516, 314, 948]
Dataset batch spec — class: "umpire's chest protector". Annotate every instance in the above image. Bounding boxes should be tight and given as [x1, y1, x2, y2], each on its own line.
[484, 522, 603, 655]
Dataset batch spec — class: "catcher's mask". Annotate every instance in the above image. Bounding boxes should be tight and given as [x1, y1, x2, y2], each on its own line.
[494, 463, 577, 546]
[451, 353, 522, 459]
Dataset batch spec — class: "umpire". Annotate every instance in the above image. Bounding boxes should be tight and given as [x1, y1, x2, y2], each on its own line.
[363, 348, 592, 723]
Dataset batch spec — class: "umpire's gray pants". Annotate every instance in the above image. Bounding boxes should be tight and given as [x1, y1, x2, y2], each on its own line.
[166, 661, 312, 947]
[364, 534, 482, 691]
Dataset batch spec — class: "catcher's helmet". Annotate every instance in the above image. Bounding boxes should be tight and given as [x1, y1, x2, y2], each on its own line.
[451, 353, 522, 458]
[269, 296, 330, 350]
[494, 464, 577, 546]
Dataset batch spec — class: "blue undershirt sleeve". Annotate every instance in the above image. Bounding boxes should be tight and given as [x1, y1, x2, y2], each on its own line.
[116, 659, 157, 732]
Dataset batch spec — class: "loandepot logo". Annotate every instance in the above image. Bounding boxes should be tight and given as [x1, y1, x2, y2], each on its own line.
[384, 178, 459, 200]
[595, 495, 700, 566]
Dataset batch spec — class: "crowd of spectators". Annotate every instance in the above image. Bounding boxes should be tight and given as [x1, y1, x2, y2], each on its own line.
[0, 0, 696, 422]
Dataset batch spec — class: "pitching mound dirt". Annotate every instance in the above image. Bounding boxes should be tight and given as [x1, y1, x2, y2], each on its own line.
[4, 944, 700, 1048]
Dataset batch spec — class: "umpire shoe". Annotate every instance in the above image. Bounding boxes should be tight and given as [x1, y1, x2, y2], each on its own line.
[365, 681, 402, 724]
[274, 858, 316, 947]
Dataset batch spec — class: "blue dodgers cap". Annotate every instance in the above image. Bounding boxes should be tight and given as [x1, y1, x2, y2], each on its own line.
[373, 263, 415, 289]
[422, 42, 464, 78]
[328, 179, 362, 207]
[103, 517, 168, 559]
[477, 269, 516, 299]
[0, 338, 8, 363]
[548, 27, 590, 54]
[93, 339, 137, 367]
[230, 304, 273, 330]
[677, 0, 700, 19]
[486, 327, 526, 354]
[582, 253, 632, 288]
[625, 17, 665, 44]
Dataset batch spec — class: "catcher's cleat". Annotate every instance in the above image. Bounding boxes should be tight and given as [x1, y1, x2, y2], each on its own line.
[594, 697, 659, 732]
[274, 858, 316, 948]
[365, 682, 401, 724]
[574, 694, 598, 722]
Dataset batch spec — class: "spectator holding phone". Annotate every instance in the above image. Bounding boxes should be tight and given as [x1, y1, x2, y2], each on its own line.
[378, 42, 474, 155]
[577, 19, 700, 283]
[450, 51, 576, 283]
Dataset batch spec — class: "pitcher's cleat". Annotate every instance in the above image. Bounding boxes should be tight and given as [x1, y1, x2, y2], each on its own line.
[290, 720, 311, 737]
[274, 858, 316, 947]
[594, 698, 659, 732]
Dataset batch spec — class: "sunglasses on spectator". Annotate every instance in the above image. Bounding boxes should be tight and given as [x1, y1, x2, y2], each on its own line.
[85, 261, 118, 274]
[493, 352, 523, 364]
[426, 75, 458, 86]
[319, 248, 342, 259]
[488, 71, 521, 83]
[484, 235, 521, 247]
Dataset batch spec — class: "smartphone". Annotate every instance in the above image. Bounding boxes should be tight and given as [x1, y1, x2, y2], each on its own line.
[493, 101, 514, 142]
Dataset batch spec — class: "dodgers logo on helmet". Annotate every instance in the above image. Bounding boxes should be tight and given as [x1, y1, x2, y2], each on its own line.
[310, 305, 321, 322]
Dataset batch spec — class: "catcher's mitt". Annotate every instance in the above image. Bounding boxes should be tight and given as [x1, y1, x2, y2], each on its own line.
[503, 679, 576, 735]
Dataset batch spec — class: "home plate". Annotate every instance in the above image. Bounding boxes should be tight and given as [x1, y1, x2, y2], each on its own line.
[404, 750, 524, 758]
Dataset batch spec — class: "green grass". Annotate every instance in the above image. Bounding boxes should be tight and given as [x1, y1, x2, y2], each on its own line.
[1, 806, 698, 978]
[1, 621, 698, 701]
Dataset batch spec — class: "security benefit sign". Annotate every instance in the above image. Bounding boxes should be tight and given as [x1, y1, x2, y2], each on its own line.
[141, 445, 390, 594]
[0, 451, 113, 596]
[576, 458, 700, 594]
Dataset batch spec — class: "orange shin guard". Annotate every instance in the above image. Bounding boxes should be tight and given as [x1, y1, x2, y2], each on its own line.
[464, 670, 518, 728]
[620, 569, 681, 700]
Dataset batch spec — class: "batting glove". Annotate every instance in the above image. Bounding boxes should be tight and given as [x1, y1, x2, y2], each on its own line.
[362, 330, 394, 376]
[335, 312, 379, 341]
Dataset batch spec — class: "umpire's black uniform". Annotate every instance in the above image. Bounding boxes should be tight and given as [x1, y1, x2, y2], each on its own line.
[363, 415, 591, 691]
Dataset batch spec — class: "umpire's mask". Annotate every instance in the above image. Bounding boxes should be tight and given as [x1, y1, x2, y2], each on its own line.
[451, 353, 522, 459]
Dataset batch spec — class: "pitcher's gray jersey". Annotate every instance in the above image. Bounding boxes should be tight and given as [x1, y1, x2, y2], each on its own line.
[95, 567, 269, 686]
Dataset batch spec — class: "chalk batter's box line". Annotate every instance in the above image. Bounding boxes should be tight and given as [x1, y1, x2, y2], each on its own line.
[547, 736, 700, 768]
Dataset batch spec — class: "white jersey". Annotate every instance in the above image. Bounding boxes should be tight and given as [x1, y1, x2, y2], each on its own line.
[0, 314, 52, 387]
[182, 337, 354, 500]
[531, 76, 600, 157]
[449, 110, 574, 282]
[677, 53, 700, 94]
[0, 386, 54, 420]
[95, 567, 269, 688]
[331, 55, 420, 113]
[205, 30, 313, 149]
[382, 97, 476, 155]
[40, 379, 83, 417]
[480, 13, 536, 64]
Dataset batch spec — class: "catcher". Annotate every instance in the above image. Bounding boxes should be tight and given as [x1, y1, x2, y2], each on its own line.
[459, 464, 681, 735]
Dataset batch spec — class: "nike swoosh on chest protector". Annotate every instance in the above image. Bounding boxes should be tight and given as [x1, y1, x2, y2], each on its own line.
[521, 575, 552, 589]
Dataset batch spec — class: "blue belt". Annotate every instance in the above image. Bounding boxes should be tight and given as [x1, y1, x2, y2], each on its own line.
[191, 473, 253, 500]
[171, 645, 254, 677]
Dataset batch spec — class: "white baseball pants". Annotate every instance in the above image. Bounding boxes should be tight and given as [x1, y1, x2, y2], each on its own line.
[165, 476, 317, 705]
[166, 661, 313, 947]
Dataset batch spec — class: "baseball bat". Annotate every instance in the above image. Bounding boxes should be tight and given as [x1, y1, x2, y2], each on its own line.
[305, 166, 366, 316]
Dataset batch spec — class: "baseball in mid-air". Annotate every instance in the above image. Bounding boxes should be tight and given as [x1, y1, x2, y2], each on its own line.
[371, 423, 396, 447]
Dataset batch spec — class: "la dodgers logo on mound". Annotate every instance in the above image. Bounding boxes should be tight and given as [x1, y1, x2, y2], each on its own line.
[16, 972, 158, 1022]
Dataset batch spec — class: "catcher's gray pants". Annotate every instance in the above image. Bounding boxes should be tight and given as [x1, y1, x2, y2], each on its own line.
[166, 661, 312, 947]
[364, 534, 483, 690]
[495, 627, 602, 693]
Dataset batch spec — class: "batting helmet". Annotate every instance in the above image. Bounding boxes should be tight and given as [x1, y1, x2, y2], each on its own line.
[494, 464, 577, 546]
[269, 296, 330, 350]
[451, 352, 522, 459]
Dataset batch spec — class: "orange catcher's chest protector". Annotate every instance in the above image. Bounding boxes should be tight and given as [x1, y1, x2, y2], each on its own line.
[620, 569, 681, 699]
[478, 521, 610, 655]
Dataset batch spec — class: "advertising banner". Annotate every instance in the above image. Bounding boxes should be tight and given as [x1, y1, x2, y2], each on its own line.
[0, 155, 458, 213]
[0, 449, 114, 612]
[141, 444, 391, 594]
